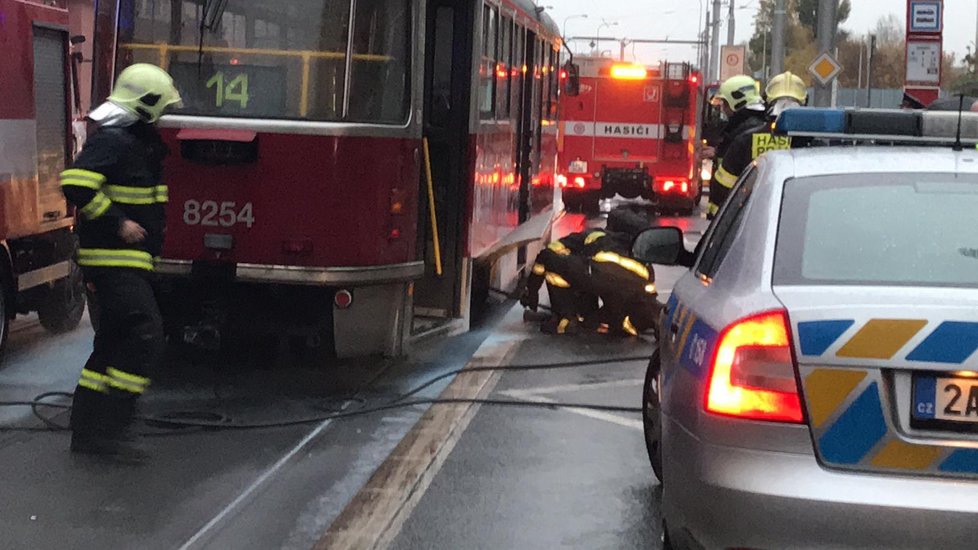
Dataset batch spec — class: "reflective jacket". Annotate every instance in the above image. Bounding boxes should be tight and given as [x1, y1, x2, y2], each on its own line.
[709, 107, 769, 216]
[61, 123, 169, 271]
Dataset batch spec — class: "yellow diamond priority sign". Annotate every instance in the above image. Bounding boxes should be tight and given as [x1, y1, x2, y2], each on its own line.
[808, 52, 843, 86]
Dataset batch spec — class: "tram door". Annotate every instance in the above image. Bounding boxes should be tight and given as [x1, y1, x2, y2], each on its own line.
[414, 0, 474, 319]
[515, 31, 543, 266]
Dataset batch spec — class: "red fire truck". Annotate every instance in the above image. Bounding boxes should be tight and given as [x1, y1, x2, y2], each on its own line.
[86, 0, 562, 358]
[557, 57, 704, 214]
[0, 0, 87, 359]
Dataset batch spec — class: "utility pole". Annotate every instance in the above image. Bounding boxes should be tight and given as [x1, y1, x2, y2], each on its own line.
[771, 0, 787, 75]
[710, 0, 721, 81]
[866, 34, 876, 108]
[812, 0, 838, 107]
[727, 0, 736, 45]
[702, 9, 711, 74]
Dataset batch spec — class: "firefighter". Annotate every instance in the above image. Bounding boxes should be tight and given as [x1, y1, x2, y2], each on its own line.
[706, 75, 768, 218]
[766, 71, 808, 119]
[521, 206, 646, 334]
[60, 64, 181, 461]
[585, 210, 659, 337]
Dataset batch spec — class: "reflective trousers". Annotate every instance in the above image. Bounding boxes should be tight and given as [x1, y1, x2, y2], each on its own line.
[70, 269, 163, 441]
[588, 260, 658, 335]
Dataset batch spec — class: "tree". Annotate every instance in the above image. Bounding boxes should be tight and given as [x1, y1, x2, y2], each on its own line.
[796, 0, 851, 39]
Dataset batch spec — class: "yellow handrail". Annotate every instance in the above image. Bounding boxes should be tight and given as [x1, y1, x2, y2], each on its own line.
[422, 138, 443, 277]
[121, 42, 393, 117]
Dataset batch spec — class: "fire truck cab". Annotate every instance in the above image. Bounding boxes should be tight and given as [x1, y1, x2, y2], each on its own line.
[558, 57, 703, 214]
[0, 0, 87, 358]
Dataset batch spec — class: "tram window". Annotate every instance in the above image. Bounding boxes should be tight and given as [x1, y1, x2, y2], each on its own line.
[117, 0, 409, 124]
[479, 4, 497, 120]
[510, 25, 524, 122]
[496, 16, 512, 120]
[347, 0, 411, 123]
[548, 46, 559, 120]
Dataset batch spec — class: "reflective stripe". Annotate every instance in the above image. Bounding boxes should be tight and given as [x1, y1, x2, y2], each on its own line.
[584, 231, 606, 245]
[623, 316, 639, 336]
[79, 368, 110, 393]
[79, 192, 112, 220]
[61, 168, 106, 190]
[103, 184, 169, 205]
[545, 272, 571, 288]
[77, 249, 155, 271]
[107, 367, 150, 387]
[592, 251, 650, 280]
[713, 165, 738, 188]
[707, 202, 720, 215]
[557, 318, 571, 334]
[547, 241, 571, 256]
[107, 368, 151, 394]
[532, 263, 546, 276]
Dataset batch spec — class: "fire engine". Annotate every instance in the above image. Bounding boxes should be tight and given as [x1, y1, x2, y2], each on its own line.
[85, 0, 562, 359]
[0, 0, 87, 359]
[558, 56, 704, 215]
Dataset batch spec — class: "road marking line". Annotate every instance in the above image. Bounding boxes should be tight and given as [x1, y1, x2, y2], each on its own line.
[314, 335, 519, 550]
[497, 391, 643, 431]
[500, 378, 643, 398]
[177, 402, 355, 550]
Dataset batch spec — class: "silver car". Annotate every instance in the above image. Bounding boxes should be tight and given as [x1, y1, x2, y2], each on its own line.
[636, 114, 978, 550]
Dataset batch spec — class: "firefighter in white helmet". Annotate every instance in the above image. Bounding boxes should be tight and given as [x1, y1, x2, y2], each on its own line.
[766, 71, 808, 119]
[61, 64, 181, 462]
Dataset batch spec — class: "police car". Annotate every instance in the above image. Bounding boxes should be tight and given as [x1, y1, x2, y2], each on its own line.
[635, 107, 978, 549]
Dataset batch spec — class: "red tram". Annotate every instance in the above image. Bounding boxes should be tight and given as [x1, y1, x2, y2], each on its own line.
[86, 0, 563, 357]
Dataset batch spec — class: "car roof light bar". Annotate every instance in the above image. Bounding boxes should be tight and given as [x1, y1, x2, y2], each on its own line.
[773, 108, 978, 146]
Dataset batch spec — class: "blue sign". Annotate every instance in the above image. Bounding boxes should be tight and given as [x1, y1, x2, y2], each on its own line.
[910, 1, 942, 33]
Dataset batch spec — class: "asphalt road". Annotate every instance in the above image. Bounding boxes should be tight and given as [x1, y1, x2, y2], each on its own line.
[0, 205, 708, 550]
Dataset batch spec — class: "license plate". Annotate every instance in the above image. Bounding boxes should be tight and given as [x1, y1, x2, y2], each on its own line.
[913, 375, 978, 423]
[569, 160, 588, 174]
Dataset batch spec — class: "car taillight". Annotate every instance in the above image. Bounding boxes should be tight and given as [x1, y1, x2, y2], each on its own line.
[557, 174, 568, 188]
[705, 310, 803, 423]
[574, 176, 586, 188]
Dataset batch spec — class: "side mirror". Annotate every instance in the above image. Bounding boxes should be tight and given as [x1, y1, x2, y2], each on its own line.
[563, 63, 580, 97]
[70, 35, 87, 45]
[632, 227, 684, 266]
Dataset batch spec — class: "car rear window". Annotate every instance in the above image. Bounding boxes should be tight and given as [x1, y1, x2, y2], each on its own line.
[775, 173, 978, 288]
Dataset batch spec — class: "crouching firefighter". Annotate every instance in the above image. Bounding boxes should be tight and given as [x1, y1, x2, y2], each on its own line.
[521, 231, 600, 335]
[61, 64, 181, 460]
[520, 206, 648, 334]
[585, 210, 659, 337]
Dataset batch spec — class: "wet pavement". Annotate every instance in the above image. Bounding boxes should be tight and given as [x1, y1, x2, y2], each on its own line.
[0, 205, 708, 550]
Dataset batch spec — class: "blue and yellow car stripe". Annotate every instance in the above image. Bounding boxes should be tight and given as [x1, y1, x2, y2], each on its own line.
[798, 319, 978, 364]
[798, 318, 978, 477]
[804, 366, 978, 476]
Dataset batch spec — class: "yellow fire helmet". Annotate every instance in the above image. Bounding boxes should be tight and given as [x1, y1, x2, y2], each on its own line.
[712, 74, 762, 111]
[766, 71, 808, 104]
[108, 64, 183, 123]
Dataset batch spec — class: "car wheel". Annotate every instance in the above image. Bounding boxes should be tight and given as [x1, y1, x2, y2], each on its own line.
[644, 349, 664, 481]
[37, 259, 86, 334]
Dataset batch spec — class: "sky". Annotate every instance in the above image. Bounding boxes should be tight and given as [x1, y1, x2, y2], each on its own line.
[546, 0, 976, 66]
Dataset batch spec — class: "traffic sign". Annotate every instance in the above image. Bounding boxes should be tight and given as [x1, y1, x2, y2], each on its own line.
[719, 45, 746, 82]
[909, 1, 942, 33]
[808, 52, 843, 86]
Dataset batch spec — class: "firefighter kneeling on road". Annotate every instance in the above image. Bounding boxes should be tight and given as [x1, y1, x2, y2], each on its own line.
[61, 64, 181, 461]
[706, 75, 768, 219]
[521, 206, 649, 335]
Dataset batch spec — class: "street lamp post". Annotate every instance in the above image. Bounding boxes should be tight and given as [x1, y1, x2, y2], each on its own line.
[563, 14, 588, 39]
[596, 20, 618, 55]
